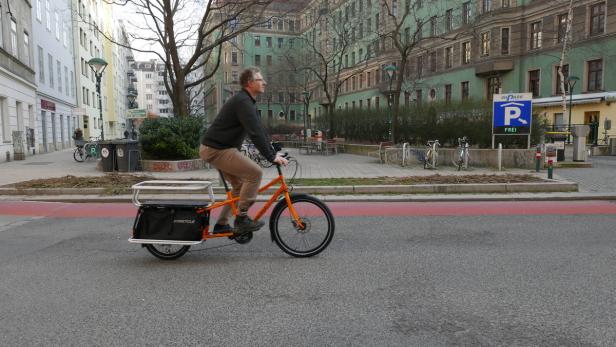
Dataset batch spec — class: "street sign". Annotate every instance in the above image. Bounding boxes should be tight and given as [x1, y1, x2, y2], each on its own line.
[127, 109, 146, 119]
[492, 93, 532, 135]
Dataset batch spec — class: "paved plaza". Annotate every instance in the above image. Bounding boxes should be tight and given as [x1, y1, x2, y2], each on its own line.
[0, 147, 614, 194]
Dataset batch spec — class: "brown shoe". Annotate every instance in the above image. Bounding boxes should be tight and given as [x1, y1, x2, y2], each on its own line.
[234, 215, 264, 234]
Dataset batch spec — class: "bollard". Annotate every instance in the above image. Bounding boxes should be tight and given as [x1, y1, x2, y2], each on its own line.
[547, 159, 554, 179]
[535, 145, 542, 172]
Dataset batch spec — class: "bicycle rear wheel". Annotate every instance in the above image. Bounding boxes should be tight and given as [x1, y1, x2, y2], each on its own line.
[145, 244, 190, 260]
[270, 194, 335, 257]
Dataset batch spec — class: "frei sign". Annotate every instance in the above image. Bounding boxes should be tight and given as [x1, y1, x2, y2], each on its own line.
[492, 93, 533, 135]
[127, 109, 147, 119]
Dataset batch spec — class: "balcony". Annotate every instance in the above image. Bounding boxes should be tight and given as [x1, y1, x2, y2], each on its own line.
[474, 58, 514, 77]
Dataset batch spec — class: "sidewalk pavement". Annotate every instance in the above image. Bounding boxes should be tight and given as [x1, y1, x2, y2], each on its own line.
[0, 147, 614, 201]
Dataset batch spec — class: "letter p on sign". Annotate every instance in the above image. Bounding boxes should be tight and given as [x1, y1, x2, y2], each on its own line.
[504, 106, 521, 126]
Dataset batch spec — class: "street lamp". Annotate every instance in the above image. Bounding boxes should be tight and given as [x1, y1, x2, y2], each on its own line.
[127, 90, 138, 139]
[565, 75, 579, 144]
[302, 90, 311, 143]
[88, 57, 108, 140]
[383, 64, 398, 142]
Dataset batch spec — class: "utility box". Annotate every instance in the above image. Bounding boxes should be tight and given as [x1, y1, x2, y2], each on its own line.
[572, 125, 590, 162]
[609, 138, 616, 156]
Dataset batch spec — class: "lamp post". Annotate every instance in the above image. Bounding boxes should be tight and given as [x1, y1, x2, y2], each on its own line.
[565, 75, 579, 144]
[302, 90, 311, 143]
[383, 64, 398, 142]
[88, 58, 108, 141]
[127, 90, 138, 139]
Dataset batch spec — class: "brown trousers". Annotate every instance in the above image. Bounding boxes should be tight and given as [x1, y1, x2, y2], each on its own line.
[199, 145, 263, 225]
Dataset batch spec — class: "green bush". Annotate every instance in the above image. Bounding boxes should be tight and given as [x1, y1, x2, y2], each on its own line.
[315, 100, 548, 148]
[139, 116, 205, 160]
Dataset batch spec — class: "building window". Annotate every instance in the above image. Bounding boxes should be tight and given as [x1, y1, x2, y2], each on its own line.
[487, 76, 501, 100]
[36, 0, 43, 21]
[255, 55, 261, 66]
[277, 37, 283, 48]
[481, 32, 490, 56]
[57, 61, 62, 92]
[46, 0, 51, 30]
[266, 37, 272, 47]
[590, 3, 605, 36]
[38, 47, 45, 83]
[502, 0, 510, 8]
[557, 14, 568, 43]
[48, 54, 54, 88]
[528, 70, 540, 97]
[23, 32, 30, 66]
[462, 41, 471, 64]
[231, 51, 238, 65]
[415, 90, 422, 105]
[255, 35, 260, 46]
[430, 51, 437, 72]
[501, 28, 509, 55]
[555, 64, 569, 94]
[446, 9, 453, 31]
[266, 55, 272, 66]
[587, 59, 603, 91]
[10, 18, 18, 57]
[55, 11, 60, 39]
[530, 21, 542, 49]
[430, 16, 437, 36]
[416, 55, 423, 78]
[445, 46, 453, 69]
[445, 84, 452, 104]
[461, 81, 469, 100]
[463, 2, 471, 24]
[482, 0, 492, 13]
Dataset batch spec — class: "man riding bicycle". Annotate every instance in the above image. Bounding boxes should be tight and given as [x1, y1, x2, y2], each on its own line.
[200, 67, 288, 235]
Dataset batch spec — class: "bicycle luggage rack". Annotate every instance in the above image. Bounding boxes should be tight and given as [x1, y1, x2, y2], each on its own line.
[129, 180, 216, 246]
[131, 180, 215, 207]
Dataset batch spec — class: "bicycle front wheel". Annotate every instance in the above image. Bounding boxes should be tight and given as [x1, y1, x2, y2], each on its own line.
[270, 194, 335, 257]
[73, 148, 85, 162]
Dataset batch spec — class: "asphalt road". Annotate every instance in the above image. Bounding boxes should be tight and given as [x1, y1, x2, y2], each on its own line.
[1, 201, 615, 346]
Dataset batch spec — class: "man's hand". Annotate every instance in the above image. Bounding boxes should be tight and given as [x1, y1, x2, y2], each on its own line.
[273, 153, 288, 166]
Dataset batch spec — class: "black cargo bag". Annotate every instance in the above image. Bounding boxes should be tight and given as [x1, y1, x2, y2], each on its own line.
[133, 203, 210, 241]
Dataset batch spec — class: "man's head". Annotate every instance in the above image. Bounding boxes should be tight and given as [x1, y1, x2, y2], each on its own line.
[240, 67, 266, 96]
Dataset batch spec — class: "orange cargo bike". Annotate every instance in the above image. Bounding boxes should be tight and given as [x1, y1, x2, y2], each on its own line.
[129, 154, 335, 260]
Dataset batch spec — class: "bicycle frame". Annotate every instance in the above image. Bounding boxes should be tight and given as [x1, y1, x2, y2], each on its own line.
[198, 165, 304, 239]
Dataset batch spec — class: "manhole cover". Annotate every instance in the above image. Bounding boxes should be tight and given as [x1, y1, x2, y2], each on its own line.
[23, 162, 53, 165]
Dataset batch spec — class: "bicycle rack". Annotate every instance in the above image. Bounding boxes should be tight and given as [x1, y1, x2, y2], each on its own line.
[131, 180, 216, 207]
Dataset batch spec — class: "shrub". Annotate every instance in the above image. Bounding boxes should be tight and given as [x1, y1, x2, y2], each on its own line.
[314, 100, 548, 148]
[139, 116, 205, 160]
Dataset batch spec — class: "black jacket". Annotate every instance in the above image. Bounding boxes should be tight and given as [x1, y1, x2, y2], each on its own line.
[201, 89, 275, 162]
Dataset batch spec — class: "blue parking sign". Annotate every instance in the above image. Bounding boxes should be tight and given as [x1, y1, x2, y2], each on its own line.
[493, 93, 533, 135]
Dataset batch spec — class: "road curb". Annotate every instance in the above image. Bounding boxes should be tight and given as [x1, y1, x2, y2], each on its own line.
[0, 181, 578, 196]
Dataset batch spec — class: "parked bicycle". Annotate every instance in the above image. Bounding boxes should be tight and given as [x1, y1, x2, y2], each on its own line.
[129, 153, 334, 260]
[452, 136, 470, 171]
[73, 137, 100, 162]
[423, 140, 440, 169]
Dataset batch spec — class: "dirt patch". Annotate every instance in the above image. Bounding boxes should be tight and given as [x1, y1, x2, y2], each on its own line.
[3, 173, 545, 191]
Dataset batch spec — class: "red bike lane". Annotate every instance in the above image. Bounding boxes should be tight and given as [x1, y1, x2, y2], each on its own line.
[1, 200, 615, 218]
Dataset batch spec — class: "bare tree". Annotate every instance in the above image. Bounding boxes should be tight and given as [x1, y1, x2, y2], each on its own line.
[379, 0, 465, 142]
[285, 7, 371, 137]
[89, 0, 274, 117]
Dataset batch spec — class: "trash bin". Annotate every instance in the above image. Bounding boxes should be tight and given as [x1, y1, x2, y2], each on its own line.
[99, 141, 117, 172]
[115, 139, 140, 172]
